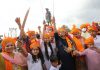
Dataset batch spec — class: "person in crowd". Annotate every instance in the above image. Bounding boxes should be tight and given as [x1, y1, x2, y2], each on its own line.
[49, 54, 60, 70]
[38, 22, 56, 70]
[71, 28, 87, 70]
[80, 23, 91, 39]
[88, 26, 100, 48]
[17, 39, 47, 70]
[53, 16, 76, 70]
[0, 37, 27, 70]
[73, 37, 100, 70]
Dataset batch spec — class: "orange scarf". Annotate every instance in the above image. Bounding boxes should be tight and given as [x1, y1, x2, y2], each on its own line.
[3, 52, 13, 70]
[73, 36, 84, 52]
[66, 37, 72, 48]
[5, 59, 13, 70]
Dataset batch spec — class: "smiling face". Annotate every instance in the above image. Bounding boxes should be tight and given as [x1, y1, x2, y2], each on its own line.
[5, 42, 14, 53]
[31, 47, 39, 56]
[73, 32, 81, 38]
[58, 28, 67, 39]
[59, 31, 66, 39]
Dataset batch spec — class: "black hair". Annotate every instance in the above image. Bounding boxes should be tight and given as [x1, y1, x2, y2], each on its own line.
[44, 42, 54, 60]
[36, 34, 40, 39]
[50, 54, 58, 63]
[30, 47, 45, 64]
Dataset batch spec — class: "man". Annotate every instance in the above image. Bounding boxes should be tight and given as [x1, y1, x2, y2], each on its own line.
[53, 17, 76, 70]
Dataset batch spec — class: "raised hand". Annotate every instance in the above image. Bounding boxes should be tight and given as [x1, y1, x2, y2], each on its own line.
[15, 17, 21, 30]
[43, 20, 46, 25]
[73, 50, 79, 56]
[64, 47, 73, 53]
[52, 16, 55, 24]
[38, 26, 41, 33]
[38, 26, 41, 30]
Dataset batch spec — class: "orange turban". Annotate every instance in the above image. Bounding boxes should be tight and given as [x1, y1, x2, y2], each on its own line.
[71, 28, 81, 34]
[85, 37, 94, 45]
[26, 31, 35, 37]
[30, 41, 40, 49]
[85, 23, 90, 27]
[43, 33, 50, 39]
[1, 37, 16, 52]
[88, 26, 95, 32]
[80, 23, 90, 29]
[31, 39, 37, 44]
[80, 24, 87, 29]
[58, 28, 66, 32]
[72, 24, 76, 30]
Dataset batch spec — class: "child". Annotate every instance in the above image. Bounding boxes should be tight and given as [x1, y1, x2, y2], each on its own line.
[18, 40, 47, 70]
[49, 55, 60, 70]
[73, 37, 100, 70]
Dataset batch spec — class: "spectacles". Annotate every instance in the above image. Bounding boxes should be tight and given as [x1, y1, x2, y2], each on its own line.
[6, 44, 14, 47]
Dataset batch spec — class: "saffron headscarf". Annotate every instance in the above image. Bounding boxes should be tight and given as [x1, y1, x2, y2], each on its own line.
[85, 36, 94, 45]
[1, 37, 16, 52]
[26, 30, 35, 37]
[30, 41, 40, 49]
[70, 28, 81, 35]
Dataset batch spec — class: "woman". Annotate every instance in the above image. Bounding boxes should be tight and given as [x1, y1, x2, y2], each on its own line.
[0, 37, 27, 70]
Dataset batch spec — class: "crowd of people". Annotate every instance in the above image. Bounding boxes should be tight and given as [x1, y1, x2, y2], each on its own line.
[0, 8, 100, 70]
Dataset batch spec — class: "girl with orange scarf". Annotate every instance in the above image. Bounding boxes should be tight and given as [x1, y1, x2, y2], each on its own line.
[16, 39, 47, 70]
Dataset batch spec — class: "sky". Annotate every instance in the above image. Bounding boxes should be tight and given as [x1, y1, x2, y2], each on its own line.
[0, 0, 100, 37]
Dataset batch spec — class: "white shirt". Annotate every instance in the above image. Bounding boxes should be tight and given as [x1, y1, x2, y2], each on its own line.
[49, 65, 59, 70]
[40, 40, 51, 70]
[27, 53, 43, 70]
[94, 35, 100, 48]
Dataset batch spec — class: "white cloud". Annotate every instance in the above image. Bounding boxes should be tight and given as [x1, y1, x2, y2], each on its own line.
[0, 0, 99, 37]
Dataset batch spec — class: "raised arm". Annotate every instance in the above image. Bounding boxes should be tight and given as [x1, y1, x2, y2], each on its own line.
[52, 16, 57, 33]
[17, 39, 28, 57]
[15, 8, 30, 39]
[15, 17, 21, 30]
[42, 20, 48, 39]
